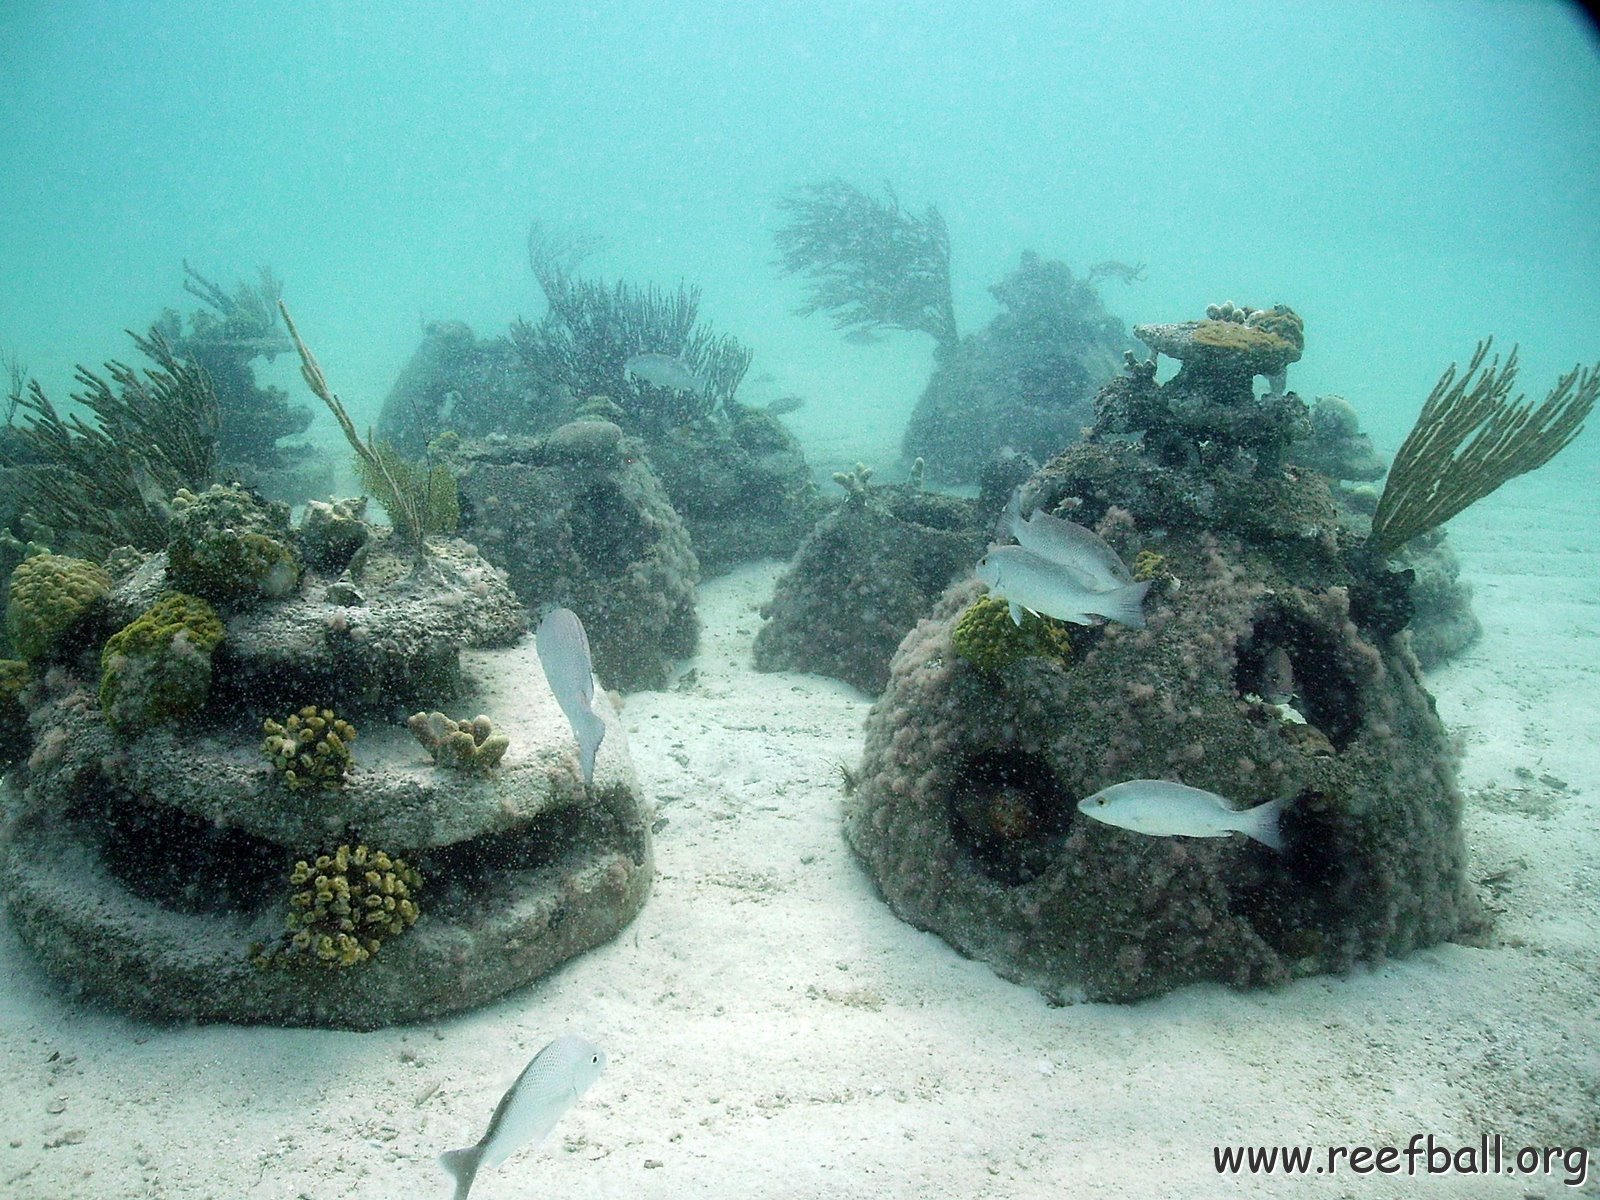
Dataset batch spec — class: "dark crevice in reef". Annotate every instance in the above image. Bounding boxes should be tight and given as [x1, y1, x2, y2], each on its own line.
[947, 750, 1076, 885]
[1233, 608, 1362, 751]
[419, 802, 605, 910]
[64, 776, 284, 916]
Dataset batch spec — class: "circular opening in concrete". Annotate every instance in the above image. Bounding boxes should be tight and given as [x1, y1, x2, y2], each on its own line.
[1233, 608, 1362, 750]
[947, 749, 1075, 885]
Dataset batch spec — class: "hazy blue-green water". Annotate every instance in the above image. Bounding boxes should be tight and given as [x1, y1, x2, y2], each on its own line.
[3, 1, 1597, 463]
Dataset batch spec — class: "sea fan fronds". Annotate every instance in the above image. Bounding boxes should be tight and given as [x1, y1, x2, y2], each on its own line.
[774, 179, 958, 354]
[1369, 338, 1597, 558]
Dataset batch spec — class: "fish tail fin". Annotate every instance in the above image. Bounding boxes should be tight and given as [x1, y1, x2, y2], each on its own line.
[1102, 579, 1153, 629]
[578, 714, 606, 786]
[996, 488, 1024, 542]
[1244, 796, 1287, 851]
[439, 1147, 484, 1200]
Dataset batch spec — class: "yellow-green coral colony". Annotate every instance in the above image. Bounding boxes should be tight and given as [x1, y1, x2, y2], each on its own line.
[407, 710, 510, 772]
[257, 843, 422, 969]
[261, 706, 356, 792]
[5, 552, 112, 661]
[99, 592, 224, 733]
[951, 593, 1073, 673]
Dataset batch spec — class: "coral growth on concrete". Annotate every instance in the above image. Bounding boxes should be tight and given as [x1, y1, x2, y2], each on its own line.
[407, 710, 510, 772]
[166, 484, 301, 606]
[262, 706, 357, 793]
[846, 309, 1485, 1002]
[99, 591, 224, 734]
[452, 422, 699, 690]
[6, 552, 112, 662]
[0, 490, 652, 1028]
[755, 475, 986, 693]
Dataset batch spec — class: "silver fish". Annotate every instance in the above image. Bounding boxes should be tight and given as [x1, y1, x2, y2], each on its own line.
[976, 545, 1150, 629]
[535, 607, 605, 785]
[439, 1034, 607, 1200]
[1078, 779, 1286, 850]
[624, 351, 708, 395]
[999, 490, 1134, 592]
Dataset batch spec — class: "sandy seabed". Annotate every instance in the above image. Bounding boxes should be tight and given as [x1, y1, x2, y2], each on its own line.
[1, 470, 1596, 1200]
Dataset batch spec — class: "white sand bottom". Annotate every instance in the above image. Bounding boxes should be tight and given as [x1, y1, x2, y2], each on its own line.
[1, 471, 1596, 1199]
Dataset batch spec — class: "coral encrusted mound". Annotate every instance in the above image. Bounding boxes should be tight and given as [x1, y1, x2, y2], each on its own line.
[844, 310, 1485, 1002]
[0, 503, 651, 1029]
[901, 252, 1133, 486]
[754, 467, 987, 693]
[451, 422, 699, 690]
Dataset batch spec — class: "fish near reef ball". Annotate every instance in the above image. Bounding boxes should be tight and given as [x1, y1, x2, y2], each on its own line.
[1078, 779, 1286, 850]
[439, 1035, 607, 1200]
[536, 606, 606, 786]
[976, 545, 1151, 629]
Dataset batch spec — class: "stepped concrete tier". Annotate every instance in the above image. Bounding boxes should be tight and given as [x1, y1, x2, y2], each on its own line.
[0, 530, 651, 1029]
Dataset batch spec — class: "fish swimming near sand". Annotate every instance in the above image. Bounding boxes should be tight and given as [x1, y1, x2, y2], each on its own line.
[998, 490, 1135, 593]
[535, 607, 605, 786]
[624, 351, 708, 395]
[976, 545, 1150, 629]
[1077, 779, 1286, 850]
[439, 1034, 607, 1200]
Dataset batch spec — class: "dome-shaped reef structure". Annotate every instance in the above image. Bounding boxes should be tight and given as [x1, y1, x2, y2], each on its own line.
[845, 308, 1487, 1002]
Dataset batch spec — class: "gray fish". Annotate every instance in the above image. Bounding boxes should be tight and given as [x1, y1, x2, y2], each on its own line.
[1077, 779, 1286, 850]
[763, 393, 805, 416]
[976, 545, 1149, 629]
[439, 1034, 607, 1200]
[536, 607, 605, 785]
[999, 490, 1134, 592]
[624, 351, 708, 395]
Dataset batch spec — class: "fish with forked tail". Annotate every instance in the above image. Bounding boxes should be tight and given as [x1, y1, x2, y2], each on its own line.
[536, 607, 605, 785]
[1077, 779, 1286, 850]
[439, 1034, 606, 1200]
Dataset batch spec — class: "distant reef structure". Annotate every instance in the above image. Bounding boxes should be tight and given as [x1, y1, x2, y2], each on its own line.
[772, 179, 1136, 485]
[901, 252, 1133, 485]
[754, 461, 988, 693]
[844, 309, 1595, 1003]
[0, 315, 655, 1027]
[373, 224, 823, 577]
[449, 420, 702, 692]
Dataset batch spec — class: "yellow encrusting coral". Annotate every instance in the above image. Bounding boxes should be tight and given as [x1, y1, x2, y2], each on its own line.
[5, 552, 112, 661]
[1191, 320, 1294, 356]
[255, 843, 423, 969]
[261, 706, 356, 792]
[951, 593, 1073, 673]
[1132, 549, 1167, 582]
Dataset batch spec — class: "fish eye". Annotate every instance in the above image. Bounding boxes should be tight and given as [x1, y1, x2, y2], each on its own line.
[591, 1054, 600, 1064]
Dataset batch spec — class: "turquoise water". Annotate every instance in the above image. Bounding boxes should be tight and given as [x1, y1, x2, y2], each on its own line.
[2, 5, 1599, 1198]
[3, 1, 1598, 459]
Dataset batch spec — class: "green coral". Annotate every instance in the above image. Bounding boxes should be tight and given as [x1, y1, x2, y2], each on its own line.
[0, 658, 31, 763]
[166, 484, 301, 606]
[952, 593, 1073, 673]
[5, 552, 112, 661]
[261, 706, 356, 792]
[99, 592, 225, 734]
[406, 710, 510, 772]
[254, 843, 422, 969]
[357, 441, 459, 539]
[1132, 549, 1166, 582]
